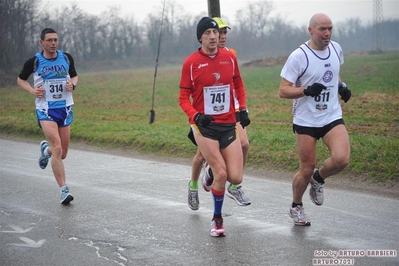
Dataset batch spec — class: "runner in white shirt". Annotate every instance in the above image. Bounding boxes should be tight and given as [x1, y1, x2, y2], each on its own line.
[279, 13, 352, 226]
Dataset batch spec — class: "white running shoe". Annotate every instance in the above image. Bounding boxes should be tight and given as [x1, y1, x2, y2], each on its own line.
[289, 205, 311, 226]
[309, 169, 324, 206]
[201, 161, 213, 192]
[188, 181, 199, 210]
[210, 218, 225, 237]
[226, 184, 251, 206]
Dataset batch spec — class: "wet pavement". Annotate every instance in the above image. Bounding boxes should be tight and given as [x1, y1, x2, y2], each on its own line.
[1, 138, 398, 266]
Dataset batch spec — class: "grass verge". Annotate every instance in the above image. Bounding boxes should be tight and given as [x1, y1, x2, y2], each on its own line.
[1, 52, 398, 185]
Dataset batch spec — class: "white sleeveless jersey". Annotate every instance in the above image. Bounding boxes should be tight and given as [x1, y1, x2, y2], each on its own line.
[281, 41, 344, 127]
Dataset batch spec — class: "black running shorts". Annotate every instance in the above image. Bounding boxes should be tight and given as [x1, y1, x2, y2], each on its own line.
[293, 119, 345, 140]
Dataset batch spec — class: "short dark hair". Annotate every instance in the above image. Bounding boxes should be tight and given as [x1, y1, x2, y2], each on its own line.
[40, 28, 57, 40]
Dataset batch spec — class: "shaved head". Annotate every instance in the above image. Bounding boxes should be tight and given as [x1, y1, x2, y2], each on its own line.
[307, 13, 333, 50]
[309, 13, 332, 28]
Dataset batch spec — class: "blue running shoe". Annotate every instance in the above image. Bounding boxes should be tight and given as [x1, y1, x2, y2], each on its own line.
[39, 140, 51, 169]
[60, 186, 74, 204]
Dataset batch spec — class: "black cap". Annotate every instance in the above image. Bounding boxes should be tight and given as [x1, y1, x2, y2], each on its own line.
[196, 17, 219, 43]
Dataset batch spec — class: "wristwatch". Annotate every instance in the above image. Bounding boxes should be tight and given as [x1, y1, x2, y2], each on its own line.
[72, 83, 76, 90]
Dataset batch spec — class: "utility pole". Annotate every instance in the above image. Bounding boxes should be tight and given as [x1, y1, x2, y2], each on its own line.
[373, 0, 385, 51]
[207, 0, 221, 17]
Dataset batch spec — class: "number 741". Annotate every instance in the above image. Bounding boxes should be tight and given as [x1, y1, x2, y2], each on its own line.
[211, 92, 225, 104]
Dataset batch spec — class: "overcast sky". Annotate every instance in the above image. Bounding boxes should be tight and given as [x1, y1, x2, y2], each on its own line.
[44, 0, 399, 27]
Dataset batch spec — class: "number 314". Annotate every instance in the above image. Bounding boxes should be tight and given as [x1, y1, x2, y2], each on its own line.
[49, 84, 63, 93]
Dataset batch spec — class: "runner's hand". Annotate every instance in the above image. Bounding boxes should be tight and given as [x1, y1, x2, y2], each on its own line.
[194, 113, 214, 127]
[338, 82, 351, 103]
[239, 109, 251, 128]
[303, 83, 326, 97]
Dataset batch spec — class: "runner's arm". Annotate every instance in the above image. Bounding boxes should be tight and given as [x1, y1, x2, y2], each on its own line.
[278, 78, 306, 99]
[17, 57, 36, 96]
[179, 88, 198, 124]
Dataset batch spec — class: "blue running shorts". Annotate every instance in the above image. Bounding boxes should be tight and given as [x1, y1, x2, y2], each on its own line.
[36, 106, 73, 128]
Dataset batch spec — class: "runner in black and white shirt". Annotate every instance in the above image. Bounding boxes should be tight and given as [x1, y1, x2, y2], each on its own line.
[279, 13, 352, 226]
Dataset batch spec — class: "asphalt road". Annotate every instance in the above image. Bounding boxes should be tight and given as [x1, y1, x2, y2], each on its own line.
[1, 138, 398, 266]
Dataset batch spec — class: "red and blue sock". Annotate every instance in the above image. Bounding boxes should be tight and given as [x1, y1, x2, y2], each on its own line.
[211, 188, 224, 218]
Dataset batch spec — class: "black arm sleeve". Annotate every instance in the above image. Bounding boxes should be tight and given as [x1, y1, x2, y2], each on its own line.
[18, 57, 36, 80]
[64, 52, 78, 78]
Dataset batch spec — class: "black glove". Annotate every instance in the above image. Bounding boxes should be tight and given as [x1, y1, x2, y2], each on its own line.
[239, 109, 251, 128]
[303, 83, 326, 97]
[338, 82, 351, 103]
[194, 113, 214, 127]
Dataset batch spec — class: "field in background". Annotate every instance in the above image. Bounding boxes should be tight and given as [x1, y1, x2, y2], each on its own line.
[1, 52, 398, 184]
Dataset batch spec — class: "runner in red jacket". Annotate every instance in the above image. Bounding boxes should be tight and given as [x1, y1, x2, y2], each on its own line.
[179, 17, 250, 237]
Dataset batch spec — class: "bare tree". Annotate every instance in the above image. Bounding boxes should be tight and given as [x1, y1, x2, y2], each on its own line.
[236, 1, 273, 39]
[230, 1, 274, 59]
[0, 0, 41, 68]
[1, 0, 397, 87]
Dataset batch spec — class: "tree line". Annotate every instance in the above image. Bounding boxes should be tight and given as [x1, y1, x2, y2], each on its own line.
[1, 0, 398, 85]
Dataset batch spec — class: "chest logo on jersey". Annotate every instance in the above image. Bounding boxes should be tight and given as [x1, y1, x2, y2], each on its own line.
[212, 72, 221, 82]
[40, 65, 68, 77]
[198, 63, 208, 68]
[322, 70, 333, 83]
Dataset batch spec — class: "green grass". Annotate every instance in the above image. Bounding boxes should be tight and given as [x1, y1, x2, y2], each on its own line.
[1, 52, 398, 182]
